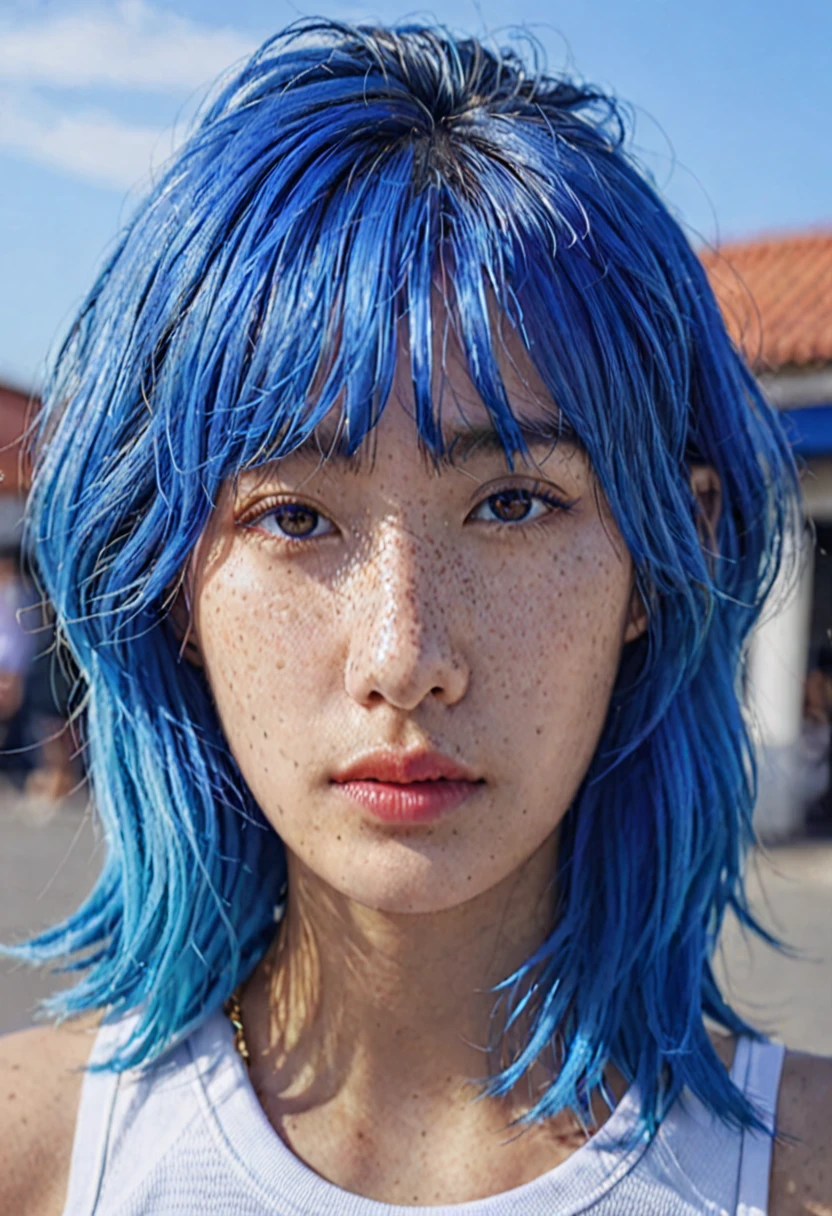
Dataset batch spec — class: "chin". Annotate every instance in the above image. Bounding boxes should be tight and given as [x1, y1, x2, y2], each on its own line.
[312, 838, 510, 915]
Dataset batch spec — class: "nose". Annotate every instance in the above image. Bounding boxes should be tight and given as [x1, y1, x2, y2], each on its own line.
[343, 525, 470, 712]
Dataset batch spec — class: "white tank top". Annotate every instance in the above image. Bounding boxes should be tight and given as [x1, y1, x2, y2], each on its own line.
[61, 1009, 784, 1215]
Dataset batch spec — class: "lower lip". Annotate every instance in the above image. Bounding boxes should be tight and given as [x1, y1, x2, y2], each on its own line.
[331, 779, 482, 823]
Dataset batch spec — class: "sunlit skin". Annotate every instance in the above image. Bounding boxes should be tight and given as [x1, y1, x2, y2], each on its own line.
[187, 322, 649, 1204]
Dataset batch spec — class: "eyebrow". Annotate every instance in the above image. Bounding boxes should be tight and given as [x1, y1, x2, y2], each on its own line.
[280, 412, 584, 471]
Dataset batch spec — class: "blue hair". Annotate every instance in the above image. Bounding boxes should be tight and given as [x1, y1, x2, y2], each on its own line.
[10, 19, 801, 1137]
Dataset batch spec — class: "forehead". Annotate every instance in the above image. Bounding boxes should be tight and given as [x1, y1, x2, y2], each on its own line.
[273, 307, 584, 476]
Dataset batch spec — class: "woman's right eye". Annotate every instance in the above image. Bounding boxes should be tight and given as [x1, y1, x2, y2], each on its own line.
[245, 502, 336, 542]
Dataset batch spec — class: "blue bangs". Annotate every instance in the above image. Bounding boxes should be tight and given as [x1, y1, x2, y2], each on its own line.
[9, 19, 800, 1137]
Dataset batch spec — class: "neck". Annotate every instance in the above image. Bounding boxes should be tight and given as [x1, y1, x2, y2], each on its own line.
[242, 833, 561, 1125]
[237, 832, 636, 1205]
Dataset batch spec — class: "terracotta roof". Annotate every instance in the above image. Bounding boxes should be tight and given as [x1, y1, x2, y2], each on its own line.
[699, 231, 832, 371]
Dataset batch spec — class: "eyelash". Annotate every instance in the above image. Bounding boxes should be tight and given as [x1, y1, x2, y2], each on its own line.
[237, 482, 577, 545]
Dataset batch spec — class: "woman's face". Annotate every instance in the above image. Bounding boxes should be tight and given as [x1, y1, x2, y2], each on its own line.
[192, 330, 644, 914]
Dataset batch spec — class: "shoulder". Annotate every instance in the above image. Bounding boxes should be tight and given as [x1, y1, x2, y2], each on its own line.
[769, 1049, 832, 1215]
[0, 1015, 99, 1216]
[708, 1033, 831, 1213]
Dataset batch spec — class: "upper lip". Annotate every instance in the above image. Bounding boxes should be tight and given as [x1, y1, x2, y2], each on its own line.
[331, 749, 482, 784]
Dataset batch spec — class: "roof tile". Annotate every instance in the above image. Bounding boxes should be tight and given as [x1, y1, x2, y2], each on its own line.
[699, 231, 832, 370]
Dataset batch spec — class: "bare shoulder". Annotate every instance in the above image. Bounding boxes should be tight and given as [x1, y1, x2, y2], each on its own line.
[0, 1014, 100, 1216]
[769, 1049, 832, 1216]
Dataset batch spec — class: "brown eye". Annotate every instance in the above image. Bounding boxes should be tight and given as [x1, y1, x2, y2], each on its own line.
[245, 501, 335, 541]
[488, 490, 534, 522]
[274, 505, 319, 536]
[468, 486, 576, 528]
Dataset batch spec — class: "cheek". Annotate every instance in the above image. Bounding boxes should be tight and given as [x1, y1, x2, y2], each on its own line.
[474, 531, 631, 791]
[195, 552, 338, 776]
[478, 532, 629, 692]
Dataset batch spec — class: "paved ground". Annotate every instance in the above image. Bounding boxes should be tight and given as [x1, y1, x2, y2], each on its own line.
[0, 785, 101, 1035]
[1, 790, 831, 1053]
[713, 841, 832, 1054]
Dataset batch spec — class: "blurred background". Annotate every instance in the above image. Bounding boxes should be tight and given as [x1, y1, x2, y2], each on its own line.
[0, 0, 830, 1051]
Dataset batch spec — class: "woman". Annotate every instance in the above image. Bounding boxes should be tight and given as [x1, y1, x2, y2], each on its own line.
[1, 19, 829, 1214]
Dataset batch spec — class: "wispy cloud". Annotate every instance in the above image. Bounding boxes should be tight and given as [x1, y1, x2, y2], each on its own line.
[0, 90, 174, 190]
[0, 0, 256, 93]
[0, 1, 257, 189]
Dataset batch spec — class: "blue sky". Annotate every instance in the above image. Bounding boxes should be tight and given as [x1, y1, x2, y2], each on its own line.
[1, 0, 830, 390]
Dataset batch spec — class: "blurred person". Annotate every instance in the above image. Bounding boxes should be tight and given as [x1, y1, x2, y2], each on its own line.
[800, 649, 832, 833]
[0, 20, 829, 1216]
[0, 546, 33, 722]
[0, 546, 77, 799]
[0, 545, 37, 781]
[756, 649, 832, 843]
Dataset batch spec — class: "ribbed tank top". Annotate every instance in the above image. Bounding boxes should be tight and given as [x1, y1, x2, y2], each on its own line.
[61, 1010, 784, 1216]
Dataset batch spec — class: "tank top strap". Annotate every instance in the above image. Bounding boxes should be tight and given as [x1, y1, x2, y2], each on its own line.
[731, 1036, 786, 1216]
[61, 1016, 131, 1216]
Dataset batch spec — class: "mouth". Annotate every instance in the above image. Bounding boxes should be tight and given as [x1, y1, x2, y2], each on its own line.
[330, 776, 485, 824]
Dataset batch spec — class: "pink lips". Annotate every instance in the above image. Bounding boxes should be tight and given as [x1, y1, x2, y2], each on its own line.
[330, 750, 484, 824]
[333, 778, 481, 823]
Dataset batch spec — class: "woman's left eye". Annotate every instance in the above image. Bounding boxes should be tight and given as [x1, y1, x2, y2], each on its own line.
[469, 488, 573, 526]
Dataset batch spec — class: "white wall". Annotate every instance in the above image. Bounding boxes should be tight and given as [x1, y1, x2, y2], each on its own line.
[747, 526, 816, 840]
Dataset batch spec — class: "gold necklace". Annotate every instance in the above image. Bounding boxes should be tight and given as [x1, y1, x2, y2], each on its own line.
[224, 895, 286, 1068]
[223, 985, 250, 1066]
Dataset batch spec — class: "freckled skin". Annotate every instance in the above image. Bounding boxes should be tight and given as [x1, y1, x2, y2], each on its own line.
[195, 367, 640, 917]
[187, 325, 647, 1204]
